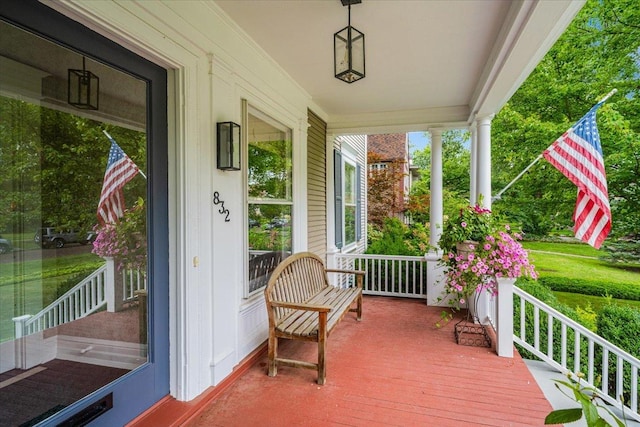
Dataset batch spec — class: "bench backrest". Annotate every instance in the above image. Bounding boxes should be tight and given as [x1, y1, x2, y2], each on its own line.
[248, 251, 288, 293]
[264, 252, 329, 321]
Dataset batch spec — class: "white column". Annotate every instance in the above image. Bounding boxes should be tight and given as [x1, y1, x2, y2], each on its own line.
[429, 128, 443, 247]
[476, 116, 493, 209]
[469, 123, 478, 205]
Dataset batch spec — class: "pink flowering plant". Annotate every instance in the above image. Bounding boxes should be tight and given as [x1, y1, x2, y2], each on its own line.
[92, 197, 147, 273]
[438, 205, 537, 309]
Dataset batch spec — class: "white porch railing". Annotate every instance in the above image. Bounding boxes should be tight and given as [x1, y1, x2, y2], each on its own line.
[13, 260, 146, 339]
[14, 264, 107, 338]
[334, 253, 428, 298]
[514, 286, 640, 422]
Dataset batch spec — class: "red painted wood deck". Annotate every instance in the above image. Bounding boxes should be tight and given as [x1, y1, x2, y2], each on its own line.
[136, 296, 557, 427]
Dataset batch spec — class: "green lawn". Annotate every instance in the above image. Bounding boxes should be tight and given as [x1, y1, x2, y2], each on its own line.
[553, 291, 640, 312]
[0, 253, 103, 342]
[521, 240, 601, 258]
[521, 241, 637, 286]
[521, 240, 640, 310]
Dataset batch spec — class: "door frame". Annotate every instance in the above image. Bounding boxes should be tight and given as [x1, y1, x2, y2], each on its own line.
[0, 1, 170, 424]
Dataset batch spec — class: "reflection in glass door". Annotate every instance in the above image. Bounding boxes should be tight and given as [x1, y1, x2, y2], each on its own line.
[0, 19, 150, 426]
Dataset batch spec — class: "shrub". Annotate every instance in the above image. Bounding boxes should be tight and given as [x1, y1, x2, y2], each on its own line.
[366, 217, 429, 256]
[539, 276, 640, 301]
[596, 304, 640, 409]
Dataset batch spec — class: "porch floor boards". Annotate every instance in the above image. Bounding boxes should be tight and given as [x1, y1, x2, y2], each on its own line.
[181, 296, 557, 427]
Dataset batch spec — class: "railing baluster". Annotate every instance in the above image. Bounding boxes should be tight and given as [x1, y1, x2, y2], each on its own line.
[632, 366, 638, 412]
[534, 306, 540, 351]
[574, 330, 581, 374]
[561, 323, 567, 369]
[547, 314, 554, 359]
[588, 340, 594, 385]
[520, 298, 525, 341]
[602, 349, 609, 396]
[616, 356, 624, 403]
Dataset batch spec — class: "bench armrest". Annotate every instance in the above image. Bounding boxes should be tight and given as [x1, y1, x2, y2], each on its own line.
[269, 300, 332, 313]
[325, 269, 365, 289]
[325, 268, 365, 276]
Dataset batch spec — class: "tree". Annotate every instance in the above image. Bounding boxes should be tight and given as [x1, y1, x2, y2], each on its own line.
[367, 152, 406, 228]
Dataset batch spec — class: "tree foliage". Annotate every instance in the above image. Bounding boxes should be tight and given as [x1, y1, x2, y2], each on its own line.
[0, 97, 146, 234]
[367, 152, 406, 228]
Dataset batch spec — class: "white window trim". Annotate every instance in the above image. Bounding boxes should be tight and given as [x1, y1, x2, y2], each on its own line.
[341, 148, 358, 252]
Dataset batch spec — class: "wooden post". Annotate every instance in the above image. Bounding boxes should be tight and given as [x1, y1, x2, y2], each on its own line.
[105, 257, 124, 312]
[496, 277, 515, 357]
[12, 315, 31, 369]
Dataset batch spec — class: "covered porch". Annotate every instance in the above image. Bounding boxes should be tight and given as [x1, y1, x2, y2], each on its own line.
[132, 296, 555, 426]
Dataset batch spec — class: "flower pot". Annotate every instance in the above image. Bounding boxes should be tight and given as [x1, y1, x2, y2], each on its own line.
[456, 240, 478, 260]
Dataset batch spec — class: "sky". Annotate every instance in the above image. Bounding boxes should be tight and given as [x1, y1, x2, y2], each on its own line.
[408, 131, 429, 155]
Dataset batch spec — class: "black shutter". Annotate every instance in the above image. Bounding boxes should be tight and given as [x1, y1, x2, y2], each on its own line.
[334, 149, 343, 249]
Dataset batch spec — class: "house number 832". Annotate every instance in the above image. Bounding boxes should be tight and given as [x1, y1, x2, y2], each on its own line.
[213, 191, 230, 222]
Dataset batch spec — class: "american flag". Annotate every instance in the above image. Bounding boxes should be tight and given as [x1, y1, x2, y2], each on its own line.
[97, 138, 140, 225]
[542, 104, 611, 249]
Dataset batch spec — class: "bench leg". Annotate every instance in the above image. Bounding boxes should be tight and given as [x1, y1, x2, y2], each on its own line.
[268, 333, 278, 377]
[356, 292, 363, 321]
[317, 312, 327, 385]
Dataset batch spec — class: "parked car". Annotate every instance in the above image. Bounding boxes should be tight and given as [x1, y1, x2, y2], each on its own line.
[34, 227, 96, 249]
[0, 235, 12, 254]
[265, 218, 289, 230]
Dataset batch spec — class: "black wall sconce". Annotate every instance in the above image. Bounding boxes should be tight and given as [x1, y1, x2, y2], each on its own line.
[334, 0, 365, 83]
[217, 121, 241, 171]
[68, 56, 99, 110]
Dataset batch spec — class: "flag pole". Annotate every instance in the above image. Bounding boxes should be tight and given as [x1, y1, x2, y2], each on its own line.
[102, 130, 147, 180]
[492, 154, 543, 202]
[492, 89, 617, 202]
[597, 88, 617, 105]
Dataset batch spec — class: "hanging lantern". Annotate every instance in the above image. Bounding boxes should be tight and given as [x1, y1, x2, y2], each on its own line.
[68, 56, 99, 110]
[334, 0, 365, 83]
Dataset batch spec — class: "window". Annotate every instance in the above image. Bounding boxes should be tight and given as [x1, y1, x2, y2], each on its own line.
[246, 106, 293, 295]
[334, 149, 361, 250]
[344, 160, 357, 246]
[368, 162, 387, 172]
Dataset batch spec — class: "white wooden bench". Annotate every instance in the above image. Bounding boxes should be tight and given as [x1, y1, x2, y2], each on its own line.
[264, 252, 364, 384]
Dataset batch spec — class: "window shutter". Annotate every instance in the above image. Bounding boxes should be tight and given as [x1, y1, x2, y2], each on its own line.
[356, 163, 362, 241]
[334, 149, 343, 249]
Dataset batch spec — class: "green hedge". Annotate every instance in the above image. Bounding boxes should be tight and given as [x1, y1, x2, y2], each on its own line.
[538, 276, 640, 301]
[596, 305, 640, 410]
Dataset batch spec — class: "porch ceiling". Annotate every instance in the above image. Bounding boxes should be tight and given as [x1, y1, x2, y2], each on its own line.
[215, 0, 585, 134]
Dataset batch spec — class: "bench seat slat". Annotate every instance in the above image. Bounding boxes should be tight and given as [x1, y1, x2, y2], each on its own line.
[275, 287, 359, 338]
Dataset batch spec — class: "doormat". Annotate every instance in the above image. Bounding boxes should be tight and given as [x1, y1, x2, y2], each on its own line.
[19, 404, 66, 427]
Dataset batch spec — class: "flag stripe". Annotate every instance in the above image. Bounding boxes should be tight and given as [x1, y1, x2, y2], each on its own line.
[542, 104, 611, 249]
[544, 137, 609, 213]
[552, 132, 608, 191]
[97, 140, 140, 225]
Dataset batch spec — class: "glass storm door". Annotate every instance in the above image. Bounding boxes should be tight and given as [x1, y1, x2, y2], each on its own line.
[0, 1, 169, 425]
